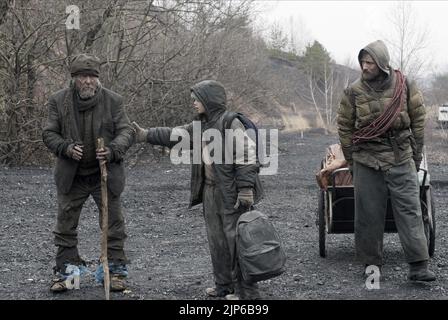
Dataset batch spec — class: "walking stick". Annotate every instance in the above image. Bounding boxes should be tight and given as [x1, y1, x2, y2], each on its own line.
[97, 138, 110, 300]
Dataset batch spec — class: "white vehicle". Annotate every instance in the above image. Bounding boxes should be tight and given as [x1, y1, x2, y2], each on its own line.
[439, 104, 448, 125]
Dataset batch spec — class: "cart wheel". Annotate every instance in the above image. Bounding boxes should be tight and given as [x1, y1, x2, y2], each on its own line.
[423, 186, 436, 257]
[318, 189, 326, 257]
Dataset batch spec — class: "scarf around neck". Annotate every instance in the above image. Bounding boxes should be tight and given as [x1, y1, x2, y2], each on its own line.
[74, 85, 101, 112]
[62, 82, 103, 142]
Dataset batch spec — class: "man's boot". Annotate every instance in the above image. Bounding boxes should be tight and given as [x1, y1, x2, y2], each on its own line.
[206, 285, 234, 298]
[110, 275, 127, 292]
[408, 260, 436, 282]
[50, 277, 68, 293]
[50, 263, 81, 293]
[232, 280, 261, 300]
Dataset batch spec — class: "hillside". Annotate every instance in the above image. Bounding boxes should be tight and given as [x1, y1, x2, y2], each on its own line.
[238, 54, 359, 131]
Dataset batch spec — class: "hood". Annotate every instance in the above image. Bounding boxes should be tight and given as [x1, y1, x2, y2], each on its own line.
[358, 40, 391, 76]
[190, 80, 227, 121]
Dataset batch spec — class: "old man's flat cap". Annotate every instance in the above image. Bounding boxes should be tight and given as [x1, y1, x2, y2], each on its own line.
[70, 53, 101, 77]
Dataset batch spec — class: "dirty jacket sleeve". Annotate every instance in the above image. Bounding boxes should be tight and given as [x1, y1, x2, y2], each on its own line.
[407, 80, 426, 162]
[146, 123, 194, 148]
[42, 94, 72, 159]
[337, 89, 356, 165]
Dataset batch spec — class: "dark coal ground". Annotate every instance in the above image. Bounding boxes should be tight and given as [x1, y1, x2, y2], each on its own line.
[1, 130, 448, 301]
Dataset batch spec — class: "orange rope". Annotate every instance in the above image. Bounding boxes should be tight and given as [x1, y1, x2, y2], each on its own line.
[352, 70, 406, 145]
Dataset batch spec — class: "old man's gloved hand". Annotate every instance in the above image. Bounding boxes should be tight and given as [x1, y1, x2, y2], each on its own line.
[66, 143, 83, 161]
[96, 146, 113, 163]
[132, 121, 148, 143]
[234, 188, 254, 209]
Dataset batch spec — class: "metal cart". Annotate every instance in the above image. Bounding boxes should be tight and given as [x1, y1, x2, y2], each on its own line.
[317, 151, 436, 258]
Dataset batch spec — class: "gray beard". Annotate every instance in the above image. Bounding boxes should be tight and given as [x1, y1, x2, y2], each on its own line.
[78, 86, 97, 99]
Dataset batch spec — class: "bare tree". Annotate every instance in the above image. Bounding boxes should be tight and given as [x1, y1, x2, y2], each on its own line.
[427, 72, 448, 106]
[286, 15, 310, 56]
[268, 21, 288, 52]
[383, 1, 430, 80]
[0, 0, 67, 164]
[298, 63, 352, 134]
[0, 0, 270, 165]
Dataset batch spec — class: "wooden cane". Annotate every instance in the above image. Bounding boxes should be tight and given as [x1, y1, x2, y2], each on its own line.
[97, 138, 110, 300]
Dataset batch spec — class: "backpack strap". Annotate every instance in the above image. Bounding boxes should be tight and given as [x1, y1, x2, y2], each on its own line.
[222, 111, 262, 169]
[223, 111, 239, 131]
[220, 111, 237, 163]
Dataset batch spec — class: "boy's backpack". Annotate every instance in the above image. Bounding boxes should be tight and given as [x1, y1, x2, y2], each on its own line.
[223, 111, 264, 166]
[236, 210, 287, 282]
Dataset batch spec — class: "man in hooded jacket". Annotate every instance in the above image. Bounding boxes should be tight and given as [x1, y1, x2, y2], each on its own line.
[133, 80, 264, 299]
[337, 40, 435, 281]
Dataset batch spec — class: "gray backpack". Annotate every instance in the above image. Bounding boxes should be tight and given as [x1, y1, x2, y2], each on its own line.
[236, 210, 287, 282]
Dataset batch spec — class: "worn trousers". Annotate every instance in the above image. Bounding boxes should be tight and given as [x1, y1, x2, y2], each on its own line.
[353, 160, 429, 266]
[202, 183, 259, 299]
[54, 174, 128, 270]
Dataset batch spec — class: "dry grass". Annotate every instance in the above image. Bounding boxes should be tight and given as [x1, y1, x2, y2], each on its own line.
[281, 113, 311, 132]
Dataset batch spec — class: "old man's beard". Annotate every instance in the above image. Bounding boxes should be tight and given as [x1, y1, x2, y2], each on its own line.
[74, 76, 98, 99]
[78, 84, 97, 99]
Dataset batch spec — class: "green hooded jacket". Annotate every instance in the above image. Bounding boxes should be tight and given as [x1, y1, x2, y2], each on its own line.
[337, 40, 426, 171]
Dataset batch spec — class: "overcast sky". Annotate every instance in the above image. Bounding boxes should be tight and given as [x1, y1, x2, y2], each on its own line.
[256, 1, 448, 75]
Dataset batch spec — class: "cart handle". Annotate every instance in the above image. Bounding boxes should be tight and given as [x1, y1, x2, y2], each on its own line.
[419, 167, 428, 187]
[331, 167, 350, 188]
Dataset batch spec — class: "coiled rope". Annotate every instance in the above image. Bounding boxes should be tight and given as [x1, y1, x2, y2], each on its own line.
[352, 70, 406, 145]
